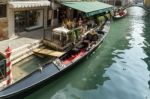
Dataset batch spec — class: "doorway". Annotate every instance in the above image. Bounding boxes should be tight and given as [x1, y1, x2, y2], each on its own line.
[15, 10, 43, 34]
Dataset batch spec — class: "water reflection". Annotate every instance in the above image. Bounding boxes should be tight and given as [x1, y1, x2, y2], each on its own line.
[142, 10, 150, 91]
[143, 13, 150, 72]
[106, 8, 150, 99]
[101, 9, 149, 99]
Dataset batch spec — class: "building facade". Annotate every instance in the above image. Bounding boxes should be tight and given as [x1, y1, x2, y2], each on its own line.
[99, 0, 132, 6]
[0, 0, 50, 40]
[0, 0, 8, 40]
[144, 0, 150, 8]
[121, 0, 132, 6]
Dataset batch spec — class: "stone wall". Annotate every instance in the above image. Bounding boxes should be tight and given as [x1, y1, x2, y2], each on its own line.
[0, 18, 8, 40]
[0, 0, 7, 3]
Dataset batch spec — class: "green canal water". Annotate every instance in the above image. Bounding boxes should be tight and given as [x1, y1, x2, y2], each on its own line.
[23, 7, 150, 99]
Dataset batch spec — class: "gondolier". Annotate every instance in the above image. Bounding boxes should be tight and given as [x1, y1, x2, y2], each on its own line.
[113, 8, 127, 19]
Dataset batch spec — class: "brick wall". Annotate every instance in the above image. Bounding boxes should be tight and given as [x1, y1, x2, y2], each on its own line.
[0, 19, 8, 40]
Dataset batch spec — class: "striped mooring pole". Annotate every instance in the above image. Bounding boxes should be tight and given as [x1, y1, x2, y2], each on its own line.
[5, 46, 13, 86]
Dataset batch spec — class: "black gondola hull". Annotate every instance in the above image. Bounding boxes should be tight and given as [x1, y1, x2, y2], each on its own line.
[0, 21, 110, 99]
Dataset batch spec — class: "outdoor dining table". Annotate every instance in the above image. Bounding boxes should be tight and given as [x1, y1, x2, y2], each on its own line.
[53, 27, 70, 34]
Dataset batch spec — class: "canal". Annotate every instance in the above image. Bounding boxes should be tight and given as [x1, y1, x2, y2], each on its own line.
[22, 7, 150, 99]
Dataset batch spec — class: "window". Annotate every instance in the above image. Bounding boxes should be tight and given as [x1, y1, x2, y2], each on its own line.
[0, 4, 6, 18]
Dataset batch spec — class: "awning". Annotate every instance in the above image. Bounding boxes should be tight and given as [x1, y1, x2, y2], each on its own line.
[61, 1, 113, 17]
[9, 1, 50, 9]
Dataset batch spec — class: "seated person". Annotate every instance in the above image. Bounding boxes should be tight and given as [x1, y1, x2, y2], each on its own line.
[81, 41, 89, 49]
[78, 18, 83, 26]
[95, 29, 105, 35]
[84, 33, 93, 42]
[90, 30, 99, 45]
[91, 34, 99, 42]
[72, 48, 80, 55]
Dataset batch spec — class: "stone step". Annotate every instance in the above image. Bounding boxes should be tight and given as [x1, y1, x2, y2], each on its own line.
[11, 40, 43, 65]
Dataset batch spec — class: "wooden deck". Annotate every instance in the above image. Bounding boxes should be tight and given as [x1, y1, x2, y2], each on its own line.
[43, 40, 73, 51]
[33, 48, 65, 57]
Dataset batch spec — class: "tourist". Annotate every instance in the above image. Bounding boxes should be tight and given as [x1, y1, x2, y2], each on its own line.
[78, 18, 83, 26]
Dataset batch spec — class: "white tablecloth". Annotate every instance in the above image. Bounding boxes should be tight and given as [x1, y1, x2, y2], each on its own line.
[53, 27, 70, 34]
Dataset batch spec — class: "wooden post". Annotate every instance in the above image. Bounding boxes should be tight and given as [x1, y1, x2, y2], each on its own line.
[5, 46, 13, 86]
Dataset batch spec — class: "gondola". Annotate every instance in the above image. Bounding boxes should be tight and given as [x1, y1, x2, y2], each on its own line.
[0, 21, 111, 98]
[113, 8, 127, 19]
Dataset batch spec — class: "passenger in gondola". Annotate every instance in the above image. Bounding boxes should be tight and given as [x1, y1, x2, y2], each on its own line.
[72, 48, 79, 55]
[78, 17, 83, 26]
[80, 33, 92, 50]
[85, 32, 93, 42]
[118, 8, 125, 16]
[90, 30, 99, 45]
[82, 41, 90, 50]
[108, 11, 112, 19]
[72, 18, 77, 28]
[114, 9, 117, 16]
[81, 30, 98, 50]
[104, 15, 108, 22]
[92, 34, 99, 42]
[95, 28, 105, 35]
[87, 21, 91, 30]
